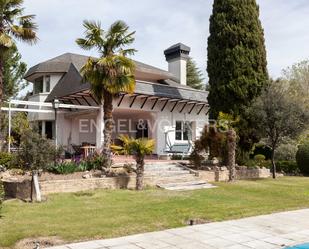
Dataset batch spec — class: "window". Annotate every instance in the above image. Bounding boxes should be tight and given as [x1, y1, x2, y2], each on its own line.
[34, 77, 43, 94]
[175, 121, 192, 141]
[45, 75, 51, 92]
[136, 120, 149, 139]
[45, 121, 54, 139]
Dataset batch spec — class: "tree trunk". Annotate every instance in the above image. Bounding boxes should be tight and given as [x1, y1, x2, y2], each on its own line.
[103, 91, 114, 168]
[30, 174, 34, 202]
[227, 128, 237, 182]
[32, 170, 42, 202]
[271, 149, 277, 179]
[0, 56, 4, 151]
[136, 156, 145, 191]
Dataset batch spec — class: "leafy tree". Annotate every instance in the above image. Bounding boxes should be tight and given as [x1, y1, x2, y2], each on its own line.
[3, 45, 27, 100]
[186, 57, 204, 90]
[0, 111, 30, 150]
[296, 139, 309, 175]
[76, 20, 136, 167]
[0, 0, 38, 108]
[112, 135, 154, 190]
[207, 0, 268, 117]
[282, 60, 309, 109]
[252, 80, 309, 178]
[15, 129, 61, 201]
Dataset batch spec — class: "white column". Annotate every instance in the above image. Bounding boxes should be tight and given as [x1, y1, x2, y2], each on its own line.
[96, 104, 104, 151]
[42, 121, 46, 137]
[8, 102, 11, 153]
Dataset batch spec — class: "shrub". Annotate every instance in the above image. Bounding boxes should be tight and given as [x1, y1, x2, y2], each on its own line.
[252, 144, 272, 160]
[296, 140, 309, 175]
[0, 181, 3, 217]
[0, 152, 12, 168]
[276, 161, 299, 175]
[49, 161, 79, 175]
[275, 141, 298, 161]
[77, 161, 89, 172]
[190, 126, 228, 167]
[15, 130, 62, 171]
[254, 154, 266, 162]
[244, 159, 272, 169]
[85, 153, 108, 170]
[189, 148, 205, 169]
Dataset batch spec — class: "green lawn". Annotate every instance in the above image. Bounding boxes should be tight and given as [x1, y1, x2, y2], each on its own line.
[1, 177, 309, 247]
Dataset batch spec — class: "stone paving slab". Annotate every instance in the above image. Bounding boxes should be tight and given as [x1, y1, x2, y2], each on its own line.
[47, 209, 309, 249]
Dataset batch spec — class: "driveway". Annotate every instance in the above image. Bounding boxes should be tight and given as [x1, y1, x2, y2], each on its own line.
[48, 209, 309, 249]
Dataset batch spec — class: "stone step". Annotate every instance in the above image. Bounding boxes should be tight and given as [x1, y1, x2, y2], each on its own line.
[155, 176, 201, 185]
[145, 169, 187, 173]
[144, 164, 183, 168]
[157, 181, 217, 191]
[145, 170, 190, 175]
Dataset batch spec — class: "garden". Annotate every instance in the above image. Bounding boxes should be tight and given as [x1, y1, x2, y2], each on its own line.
[2, 177, 309, 248]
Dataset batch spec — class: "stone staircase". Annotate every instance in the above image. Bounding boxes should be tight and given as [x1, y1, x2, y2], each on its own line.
[144, 162, 216, 191]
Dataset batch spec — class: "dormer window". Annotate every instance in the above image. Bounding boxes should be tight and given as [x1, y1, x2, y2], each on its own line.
[34, 77, 43, 94]
[34, 75, 51, 94]
[45, 75, 51, 92]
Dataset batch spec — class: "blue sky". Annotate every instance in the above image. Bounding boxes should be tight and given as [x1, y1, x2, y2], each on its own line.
[17, 0, 309, 82]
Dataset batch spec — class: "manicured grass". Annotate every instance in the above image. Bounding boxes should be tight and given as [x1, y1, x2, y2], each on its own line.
[1, 177, 309, 247]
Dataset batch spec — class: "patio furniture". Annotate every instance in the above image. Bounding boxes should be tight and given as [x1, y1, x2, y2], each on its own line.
[164, 129, 193, 158]
[81, 145, 96, 158]
[71, 144, 83, 156]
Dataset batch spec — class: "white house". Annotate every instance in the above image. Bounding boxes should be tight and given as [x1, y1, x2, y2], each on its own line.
[24, 43, 209, 158]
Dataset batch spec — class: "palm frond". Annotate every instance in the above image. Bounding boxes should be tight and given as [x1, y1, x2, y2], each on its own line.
[0, 33, 14, 48]
[113, 136, 155, 158]
[120, 48, 137, 57]
[80, 58, 105, 102]
[76, 38, 96, 51]
[3, 8, 23, 22]
[10, 24, 37, 44]
[108, 20, 129, 36]
[77, 20, 136, 101]
[76, 20, 104, 51]
[6, 0, 24, 8]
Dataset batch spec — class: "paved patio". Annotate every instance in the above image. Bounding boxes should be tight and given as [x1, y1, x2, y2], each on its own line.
[48, 209, 309, 249]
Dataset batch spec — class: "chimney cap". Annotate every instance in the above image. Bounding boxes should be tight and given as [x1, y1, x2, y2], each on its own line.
[164, 43, 191, 61]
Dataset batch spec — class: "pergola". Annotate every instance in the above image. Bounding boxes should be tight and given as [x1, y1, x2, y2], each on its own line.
[1, 99, 99, 153]
[56, 89, 210, 116]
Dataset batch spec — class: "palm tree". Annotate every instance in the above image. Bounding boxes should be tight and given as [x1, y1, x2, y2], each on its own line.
[112, 135, 155, 190]
[0, 0, 38, 106]
[76, 20, 136, 167]
[227, 128, 237, 182]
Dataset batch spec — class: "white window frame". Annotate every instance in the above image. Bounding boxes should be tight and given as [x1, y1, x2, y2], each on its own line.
[175, 121, 191, 141]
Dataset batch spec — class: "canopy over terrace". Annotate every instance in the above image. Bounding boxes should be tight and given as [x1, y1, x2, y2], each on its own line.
[1, 100, 99, 153]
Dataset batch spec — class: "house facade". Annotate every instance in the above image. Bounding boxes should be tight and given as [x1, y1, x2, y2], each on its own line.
[24, 43, 209, 157]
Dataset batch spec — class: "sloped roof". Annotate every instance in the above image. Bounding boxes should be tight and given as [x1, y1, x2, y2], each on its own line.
[25, 53, 208, 104]
[25, 53, 175, 81]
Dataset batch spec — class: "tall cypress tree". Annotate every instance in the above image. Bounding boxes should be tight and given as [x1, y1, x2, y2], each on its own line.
[207, 0, 268, 117]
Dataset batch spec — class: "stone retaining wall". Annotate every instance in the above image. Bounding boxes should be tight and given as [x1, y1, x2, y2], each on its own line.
[198, 167, 271, 182]
[3, 168, 271, 199]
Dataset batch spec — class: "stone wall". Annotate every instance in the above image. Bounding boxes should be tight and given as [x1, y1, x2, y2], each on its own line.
[3, 179, 33, 200]
[3, 167, 271, 199]
[198, 167, 271, 182]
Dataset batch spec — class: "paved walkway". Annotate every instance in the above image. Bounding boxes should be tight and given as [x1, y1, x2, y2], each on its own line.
[48, 209, 309, 249]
